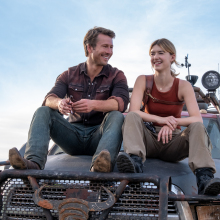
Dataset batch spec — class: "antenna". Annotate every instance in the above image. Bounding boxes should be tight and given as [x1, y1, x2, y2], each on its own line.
[181, 54, 191, 76]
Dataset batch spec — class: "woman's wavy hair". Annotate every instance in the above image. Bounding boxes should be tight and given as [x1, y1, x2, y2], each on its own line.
[149, 38, 180, 77]
[83, 27, 115, 57]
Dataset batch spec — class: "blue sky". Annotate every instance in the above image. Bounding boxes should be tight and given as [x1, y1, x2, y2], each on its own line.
[0, 0, 220, 162]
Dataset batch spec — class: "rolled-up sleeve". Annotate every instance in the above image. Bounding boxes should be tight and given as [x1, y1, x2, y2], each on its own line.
[42, 71, 68, 106]
[108, 71, 129, 112]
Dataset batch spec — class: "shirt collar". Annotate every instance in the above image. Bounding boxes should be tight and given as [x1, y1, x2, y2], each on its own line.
[80, 62, 109, 77]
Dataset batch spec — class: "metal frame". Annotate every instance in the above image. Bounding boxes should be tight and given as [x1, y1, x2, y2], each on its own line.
[0, 170, 169, 220]
[1, 170, 220, 219]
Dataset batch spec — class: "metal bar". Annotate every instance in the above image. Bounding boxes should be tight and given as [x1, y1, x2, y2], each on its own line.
[159, 176, 171, 220]
[193, 87, 210, 103]
[210, 93, 220, 114]
[175, 201, 194, 220]
[169, 194, 220, 202]
[28, 176, 54, 220]
[0, 161, 10, 166]
[28, 176, 39, 190]
[0, 169, 160, 185]
[99, 179, 129, 220]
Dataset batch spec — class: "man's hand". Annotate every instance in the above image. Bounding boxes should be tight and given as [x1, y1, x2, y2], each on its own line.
[58, 98, 73, 115]
[158, 125, 173, 144]
[156, 116, 177, 131]
[72, 99, 94, 113]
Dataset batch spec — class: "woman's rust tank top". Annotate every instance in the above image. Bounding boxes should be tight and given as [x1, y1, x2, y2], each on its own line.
[145, 77, 184, 129]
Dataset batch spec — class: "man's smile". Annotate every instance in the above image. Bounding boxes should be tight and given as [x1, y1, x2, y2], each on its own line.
[101, 54, 110, 61]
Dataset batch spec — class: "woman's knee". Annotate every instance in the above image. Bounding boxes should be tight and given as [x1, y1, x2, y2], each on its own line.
[125, 111, 142, 122]
[188, 122, 206, 136]
[123, 112, 143, 132]
[189, 122, 204, 130]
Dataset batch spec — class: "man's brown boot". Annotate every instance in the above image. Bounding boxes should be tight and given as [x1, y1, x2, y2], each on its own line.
[9, 147, 40, 170]
[92, 150, 111, 173]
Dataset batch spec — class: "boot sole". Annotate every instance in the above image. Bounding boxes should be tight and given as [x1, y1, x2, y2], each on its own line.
[202, 178, 220, 196]
[9, 148, 27, 169]
[93, 150, 111, 172]
[116, 152, 136, 173]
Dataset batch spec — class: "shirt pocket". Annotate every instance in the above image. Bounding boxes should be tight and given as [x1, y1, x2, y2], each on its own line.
[68, 84, 84, 101]
[95, 86, 110, 100]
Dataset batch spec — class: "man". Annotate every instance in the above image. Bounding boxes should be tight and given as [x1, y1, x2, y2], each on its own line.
[9, 27, 129, 172]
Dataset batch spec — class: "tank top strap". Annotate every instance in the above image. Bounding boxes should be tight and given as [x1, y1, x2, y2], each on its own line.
[173, 78, 181, 101]
[173, 78, 179, 91]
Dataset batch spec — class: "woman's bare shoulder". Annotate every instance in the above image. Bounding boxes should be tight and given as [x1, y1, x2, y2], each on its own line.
[134, 75, 146, 86]
[136, 75, 146, 80]
[179, 79, 192, 89]
[132, 75, 147, 94]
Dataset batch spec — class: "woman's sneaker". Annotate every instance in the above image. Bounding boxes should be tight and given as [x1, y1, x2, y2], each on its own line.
[116, 152, 143, 173]
[196, 167, 220, 195]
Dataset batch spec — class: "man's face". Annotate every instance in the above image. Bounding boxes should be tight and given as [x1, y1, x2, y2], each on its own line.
[88, 34, 113, 66]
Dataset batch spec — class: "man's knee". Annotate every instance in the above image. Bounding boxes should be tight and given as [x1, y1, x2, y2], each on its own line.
[35, 106, 51, 114]
[34, 106, 57, 117]
[106, 111, 124, 123]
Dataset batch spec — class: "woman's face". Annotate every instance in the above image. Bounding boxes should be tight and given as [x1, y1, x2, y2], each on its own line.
[150, 45, 175, 72]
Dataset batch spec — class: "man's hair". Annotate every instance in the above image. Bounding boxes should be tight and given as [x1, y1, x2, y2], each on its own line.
[83, 27, 115, 57]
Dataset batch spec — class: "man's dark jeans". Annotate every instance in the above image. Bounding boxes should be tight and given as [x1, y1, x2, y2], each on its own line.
[24, 106, 124, 170]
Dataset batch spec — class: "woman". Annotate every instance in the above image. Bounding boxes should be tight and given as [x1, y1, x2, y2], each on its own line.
[116, 38, 220, 195]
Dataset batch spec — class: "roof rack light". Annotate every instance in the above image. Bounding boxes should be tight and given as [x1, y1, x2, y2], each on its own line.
[202, 70, 220, 91]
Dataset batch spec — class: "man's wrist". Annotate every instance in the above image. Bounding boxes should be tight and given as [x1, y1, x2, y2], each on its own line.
[45, 96, 61, 110]
[90, 100, 97, 111]
[57, 99, 62, 111]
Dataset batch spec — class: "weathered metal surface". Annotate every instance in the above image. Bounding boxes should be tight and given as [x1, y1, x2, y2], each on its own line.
[58, 198, 90, 219]
[196, 205, 220, 220]
[194, 86, 210, 103]
[0, 169, 160, 184]
[0, 173, 163, 219]
[33, 184, 115, 219]
[64, 188, 98, 201]
[28, 176, 53, 220]
[0, 160, 10, 166]
[159, 176, 170, 220]
[28, 175, 40, 190]
[99, 179, 129, 220]
[169, 194, 220, 201]
[34, 184, 114, 210]
[88, 187, 115, 212]
[175, 201, 194, 220]
[2, 169, 220, 220]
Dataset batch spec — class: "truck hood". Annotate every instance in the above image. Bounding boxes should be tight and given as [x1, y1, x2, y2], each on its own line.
[45, 154, 220, 196]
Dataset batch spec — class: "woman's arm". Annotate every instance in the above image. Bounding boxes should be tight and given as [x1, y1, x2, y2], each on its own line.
[177, 80, 203, 126]
[129, 75, 145, 111]
[129, 75, 177, 130]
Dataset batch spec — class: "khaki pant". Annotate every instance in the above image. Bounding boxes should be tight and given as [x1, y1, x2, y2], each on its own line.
[122, 112, 216, 173]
